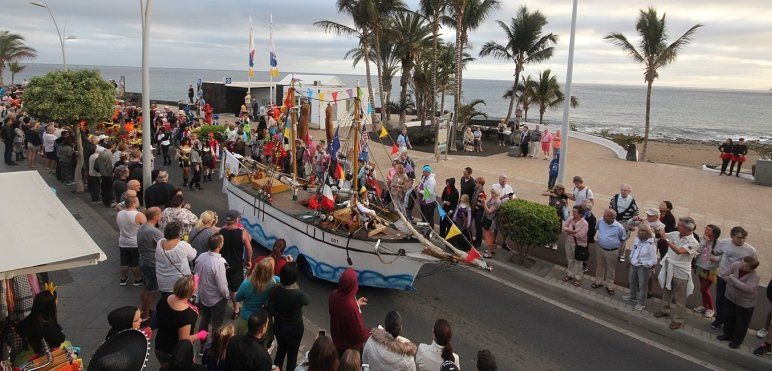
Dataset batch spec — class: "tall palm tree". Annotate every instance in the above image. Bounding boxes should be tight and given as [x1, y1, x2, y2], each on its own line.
[420, 0, 450, 157]
[445, 0, 500, 149]
[530, 69, 578, 125]
[345, 37, 400, 120]
[8, 62, 25, 84]
[503, 74, 535, 122]
[364, 0, 406, 123]
[605, 7, 702, 161]
[391, 12, 432, 125]
[457, 98, 487, 127]
[479, 6, 557, 127]
[0, 31, 37, 84]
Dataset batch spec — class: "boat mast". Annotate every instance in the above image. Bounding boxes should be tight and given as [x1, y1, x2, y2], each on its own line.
[352, 96, 360, 203]
[290, 84, 298, 198]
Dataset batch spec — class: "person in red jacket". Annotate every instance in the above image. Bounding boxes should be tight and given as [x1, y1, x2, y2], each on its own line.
[328, 268, 370, 355]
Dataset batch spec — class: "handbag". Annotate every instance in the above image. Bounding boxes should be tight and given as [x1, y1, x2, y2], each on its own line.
[481, 215, 493, 230]
[572, 225, 590, 261]
[261, 283, 278, 317]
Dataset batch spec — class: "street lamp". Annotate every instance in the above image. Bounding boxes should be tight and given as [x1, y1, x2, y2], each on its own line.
[31, 0, 74, 71]
[140, 0, 153, 195]
[556, 0, 578, 185]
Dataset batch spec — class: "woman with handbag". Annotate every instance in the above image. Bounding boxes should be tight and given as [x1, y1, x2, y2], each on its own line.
[562, 205, 589, 287]
[481, 188, 501, 258]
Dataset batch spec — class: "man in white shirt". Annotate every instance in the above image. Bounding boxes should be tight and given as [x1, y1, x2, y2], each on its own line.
[569, 176, 594, 207]
[654, 217, 699, 330]
[490, 175, 515, 250]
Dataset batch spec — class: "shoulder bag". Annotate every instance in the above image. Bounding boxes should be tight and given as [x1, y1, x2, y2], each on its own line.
[572, 224, 590, 261]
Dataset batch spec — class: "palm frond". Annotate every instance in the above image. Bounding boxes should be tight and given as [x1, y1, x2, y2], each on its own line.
[604, 33, 644, 63]
[313, 20, 360, 37]
[653, 23, 703, 68]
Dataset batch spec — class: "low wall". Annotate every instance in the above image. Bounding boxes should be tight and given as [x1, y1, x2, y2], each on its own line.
[568, 131, 630, 160]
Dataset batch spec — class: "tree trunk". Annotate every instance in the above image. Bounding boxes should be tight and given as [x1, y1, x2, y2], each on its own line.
[73, 126, 86, 193]
[524, 104, 529, 122]
[431, 16, 440, 160]
[451, 1, 465, 152]
[398, 60, 411, 126]
[641, 79, 653, 161]
[11, 72, 15, 85]
[374, 28, 386, 126]
[361, 33, 377, 124]
[504, 64, 521, 125]
[440, 89, 446, 114]
[539, 108, 545, 125]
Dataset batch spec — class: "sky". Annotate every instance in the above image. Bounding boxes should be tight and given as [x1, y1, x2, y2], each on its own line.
[2, 0, 772, 90]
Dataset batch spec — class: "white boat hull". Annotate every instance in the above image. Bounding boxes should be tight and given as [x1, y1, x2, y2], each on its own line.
[223, 178, 433, 290]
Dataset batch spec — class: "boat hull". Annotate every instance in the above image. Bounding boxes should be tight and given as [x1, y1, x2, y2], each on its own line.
[223, 178, 431, 290]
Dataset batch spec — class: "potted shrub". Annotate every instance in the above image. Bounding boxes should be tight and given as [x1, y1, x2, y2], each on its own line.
[750, 142, 772, 186]
[498, 199, 561, 265]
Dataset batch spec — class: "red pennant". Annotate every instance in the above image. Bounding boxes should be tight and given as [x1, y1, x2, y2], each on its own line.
[465, 247, 482, 263]
[391, 144, 399, 155]
[335, 163, 345, 179]
[332, 91, 339, 102]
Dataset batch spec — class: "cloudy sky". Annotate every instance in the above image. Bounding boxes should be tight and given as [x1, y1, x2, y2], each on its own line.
[3, 0, 771, 90]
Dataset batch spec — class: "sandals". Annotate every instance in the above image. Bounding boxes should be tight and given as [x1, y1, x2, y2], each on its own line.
[562, 275, 574, 282]
[591, 282, 604, 289]
[573, 280, 582, 287]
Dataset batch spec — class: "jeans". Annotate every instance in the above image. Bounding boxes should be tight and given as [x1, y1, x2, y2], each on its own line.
[101, 176, 113, 206]
[198, 298, 227, 334]
[629, 265, 651, 305]
[723, 301, 754, 345]
[88, 175, 101, 202]
[713, 277, 727, 326]
[473, 209, 484, 248]
[548, 175, 557, 190]
[3, 140, 13, 163]
[274, 321, 304, 371]
[661, 277, 688, 322]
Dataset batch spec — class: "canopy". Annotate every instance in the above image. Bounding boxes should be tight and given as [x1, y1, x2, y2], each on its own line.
[0, 171, 106, 279]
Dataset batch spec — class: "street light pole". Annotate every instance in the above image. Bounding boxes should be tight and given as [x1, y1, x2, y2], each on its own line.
[140, 0, 153, 195]
[557, 0, 578, 185]
[31, 0, 68, 71]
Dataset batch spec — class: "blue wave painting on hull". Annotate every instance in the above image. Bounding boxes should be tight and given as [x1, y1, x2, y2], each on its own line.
[241, 217, 416, 290]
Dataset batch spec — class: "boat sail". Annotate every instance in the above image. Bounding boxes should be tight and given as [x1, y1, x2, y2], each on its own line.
[221, 83, 487, 290]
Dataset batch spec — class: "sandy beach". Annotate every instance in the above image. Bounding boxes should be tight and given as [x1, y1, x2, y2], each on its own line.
[645, 140, 761, 170]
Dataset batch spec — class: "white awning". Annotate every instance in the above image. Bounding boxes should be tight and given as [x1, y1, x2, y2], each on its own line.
[0, 171, 106, 279]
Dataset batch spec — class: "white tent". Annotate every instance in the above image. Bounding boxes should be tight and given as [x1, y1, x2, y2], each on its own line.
[0, 171, 106, 279]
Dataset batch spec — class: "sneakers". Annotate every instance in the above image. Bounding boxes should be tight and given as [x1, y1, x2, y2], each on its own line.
[693, 306, 706, 314]
[622, 295, 636, 302]
[710, 321, 723, 330]
[703, 309, 715, 318]
[758, 328, 769, 339]
[633, 304, 645, 311]
[133, 278, 144, 287]
[120, 277, 129, 286]
[753, 343, 771, 356]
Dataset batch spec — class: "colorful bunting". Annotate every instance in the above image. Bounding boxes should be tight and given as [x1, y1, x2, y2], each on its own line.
[307, 88, 313, 98]
[379, 126, 388, 138]
[465, 247, 482, 263]
[332, 91, 339, 102]
[319, 92, 326, 101]
[334, 162, 345, 179]
[391, 144, 399, 155]
[437, 204, 447, 220]
[346, 89, 353, 98]
[356, 87, 364, 100]
[366, 104, 374, 114]
[423, 187, 431, 201]
[445, 224, 461, 240]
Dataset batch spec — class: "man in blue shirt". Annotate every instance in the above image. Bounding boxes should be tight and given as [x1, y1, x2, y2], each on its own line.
[591, 209, 627, 295]
[548, 154, 559, 189]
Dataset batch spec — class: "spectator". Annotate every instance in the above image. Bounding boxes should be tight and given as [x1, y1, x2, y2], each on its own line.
[518, 125, 529, 157]
[95, 141, 116, 207]
[472, 177, 486, 249]
[116, 195, 147, 286]
[693, 225, 722, 319]
[490, 174, 514, 250]
[87, 142, 104, 203]
[56, 136, 75, 185]
[362, 311, 417, 371]
[475, 349, 498, 371]
[137, 206, 163, 322]
[273, 263, 310, 371]
[329, 268, 370, 354]
[540, 128, 553, 160]
[105, 305, 149, 340]
[113, 166, 130, 204]
[194, 234, 230, 335]
[496, 119, 506, 147]
[159, 194, 199, 238]
[552, 130, 562, 157]
[202, 323, 236, 371]
[417, 165, 438, 229]
[473, 126, 483, 152]
[189, 211, 220, 256]
[439, 178, 459, 238]
[659, 201, 676, 233]
[397, 128, 411, 151]
[145, 170, 176, 209]
[257, 239, 293, 275]
[221, 210, 254, 319]
[591, 209, 627, 295]
[529, 124, 541, 158]
[416, 319, 459, 371]
[543, 183, 569, 221]
[459, 167, 475, 202]
[155, 221, 197, 295]
[752, 278, 772, 356]
[481, 188, 501, 258]
[463, 127, 474, 151]
[609, 184, 639, 262]
[224, 311, 274, 371]
[296, 335, 339, 371]
[717, 256, 760, 348]
[562, 205, 589, 287]
[339, 349, 363, 371]
[154, 277, 207, 367]
[16, 291, 66, 357]
[623, 224, 657, 310]
[654, 217, 699, 330]
[451, 194, 473, 251]
[711, 226, 757, 330]
[234, 257, 279, 338]
[569, 176, 593, 208]
[547, 154, 559, 190]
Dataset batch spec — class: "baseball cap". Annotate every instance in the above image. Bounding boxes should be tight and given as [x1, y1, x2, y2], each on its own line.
[645, 208, 660, 217]
[225, 210, 241, 223]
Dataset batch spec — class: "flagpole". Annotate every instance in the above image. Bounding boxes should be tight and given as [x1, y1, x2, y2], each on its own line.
[248, 16, 252, 115]
[557, 0, 577, 185]
[269, 14, 275, 106]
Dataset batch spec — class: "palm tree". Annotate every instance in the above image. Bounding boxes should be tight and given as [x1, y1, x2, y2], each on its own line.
[345, 38, 400, 121]
[436, 42, 474, 115]
[420, 0, 450, 157]
[8, 61, 25, 84]
[0, 31, 37, 84]
[391, 12, 432, 125]
[365, 0, 406, 123]
[530, 69, 578, 125]
[445, 0, 500, 150]
[605, 7, 702, 161]
[503, 74, 535, 122]
[457, 98, 487, 127]
[479, 6, 557, 127]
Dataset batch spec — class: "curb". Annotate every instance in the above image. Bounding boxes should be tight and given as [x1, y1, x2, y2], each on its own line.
[485, 257, 771, 369]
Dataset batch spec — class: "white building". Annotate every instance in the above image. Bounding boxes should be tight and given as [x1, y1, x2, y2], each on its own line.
[277, 74, 369, 131]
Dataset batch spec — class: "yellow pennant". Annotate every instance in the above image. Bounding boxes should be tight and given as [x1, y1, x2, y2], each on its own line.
[284, 127, 291, 139]
[445, 224, 461, 240]
[319, 92, 326, 101]
[379, 125, 388, 138]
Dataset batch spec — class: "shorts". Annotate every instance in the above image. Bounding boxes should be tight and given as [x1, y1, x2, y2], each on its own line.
[27, 143, 40, 150]
[119, 247, 139, 267]
[226, 265, 244, 292]
[139, 264, 158, 291]
[731, 155, 746, 163]
[45, 151, 56, 160]
[720, 152, 732, 160]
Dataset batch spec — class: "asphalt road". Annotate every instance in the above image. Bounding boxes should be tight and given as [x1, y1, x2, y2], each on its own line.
[156, 161, 730, 371]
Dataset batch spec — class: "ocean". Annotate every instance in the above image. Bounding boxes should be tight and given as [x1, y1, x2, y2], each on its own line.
[12, 63, 771, 143]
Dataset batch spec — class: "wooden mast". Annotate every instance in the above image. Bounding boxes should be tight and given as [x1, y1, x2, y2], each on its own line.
[352, 96, 360, 205]
[289, 82, 298, 200]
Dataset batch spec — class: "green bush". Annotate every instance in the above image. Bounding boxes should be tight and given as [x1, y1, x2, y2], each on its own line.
[194, 124, 227, 142]
[499, 199, 561, 265]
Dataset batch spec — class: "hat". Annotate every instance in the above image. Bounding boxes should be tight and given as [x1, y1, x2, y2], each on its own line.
[422, 165, 432, 173]
[98, 134, 109, 140]
[225, 210, 241, 223]
[88, 329, 150, 371]
[645, 208, 660, 217]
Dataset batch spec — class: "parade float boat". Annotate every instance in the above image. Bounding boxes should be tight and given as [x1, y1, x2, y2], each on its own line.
[221, 84, 487, 290]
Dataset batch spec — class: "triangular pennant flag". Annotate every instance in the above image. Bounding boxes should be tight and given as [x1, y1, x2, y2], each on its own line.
[422, 187, 431, 201]
[356, 87, 364, 100]
[332, 91, 339, 102]
[391, 144, 399, 155]
[445, 224, 461, 240]
[335, 162, 345, 179]
[319, 92, 326, 101]
[298, 82, 303, 88]
[283, 126, 291, 139]
[437, 204, 447, 220]
[330, 128, 341, 158]
[346, 89, 353, 98]
[306, 88, 313, 98]
[379, 126, 388, 138]
[465, 247, 482, 263]
[367, 103, 374, 114]
[404, 161, 413, 174]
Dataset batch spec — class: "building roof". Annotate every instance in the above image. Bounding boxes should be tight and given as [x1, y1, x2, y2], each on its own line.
[277, 74, 346, 87]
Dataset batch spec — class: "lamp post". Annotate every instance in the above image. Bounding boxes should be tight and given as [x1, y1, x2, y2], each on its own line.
[31, 1, 76, 71]
[140, 0, 153, 195]
[557, 0, 578, 185]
